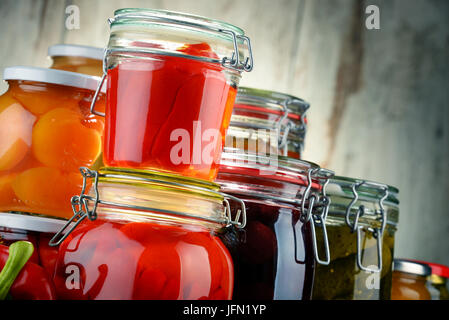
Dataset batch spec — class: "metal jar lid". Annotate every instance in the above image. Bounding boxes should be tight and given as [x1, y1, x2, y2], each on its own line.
[394, 259, 432, 277]
[0, 212, 67, 234]
[3, 66, 106, 93]
[48, 44, 104, 60]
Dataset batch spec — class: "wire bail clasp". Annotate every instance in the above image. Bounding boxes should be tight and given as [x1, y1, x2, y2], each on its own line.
[345, 181, 389, 273]
[48, 167, 100, 247]
[300, 168, 334, 265]
[222, 193, 247, 229]
[220, 29, 253, 72]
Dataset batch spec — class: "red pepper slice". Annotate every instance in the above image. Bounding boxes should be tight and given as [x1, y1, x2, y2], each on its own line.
[0, 242, 56, 300]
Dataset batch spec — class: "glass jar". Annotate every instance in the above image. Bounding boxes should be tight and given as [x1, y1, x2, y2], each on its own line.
[48, 44, 103, 76]
[90, 8, 253, 181]
[312, 177, 399, 300]
[216, 149, 334, 300]
[0, 66, 105, 219]
[0, 212, 64, 278]
[50, 167, 245, 300]
[226, 87, 309, 159]
[411, 260, 449, 300]
[391, 259, 432, 300]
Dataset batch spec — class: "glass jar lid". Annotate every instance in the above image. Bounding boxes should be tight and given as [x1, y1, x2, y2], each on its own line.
[228, 87, 309, 157]
[235, 87, 310, 122]
[107, 8, 253, 72]
[393, 259, 432, 277]
[219, 148, 330, 188]
[49, 167, 246, 246]
[326, 175, 399, 226]
[325, 175, 399, 273]
[0, 212, 67, 234]
[3, 66, 105, 93]
[48, 44, 104, 60]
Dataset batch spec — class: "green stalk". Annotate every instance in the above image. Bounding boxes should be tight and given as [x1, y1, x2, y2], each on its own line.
[0, 241, 34, 300]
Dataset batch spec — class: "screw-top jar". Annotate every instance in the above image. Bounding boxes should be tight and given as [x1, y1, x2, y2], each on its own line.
[0, 66, 105, 219]
[408, 260, 449, 300]
[312, 177, 399, 300]
[391, 259, 432, 300]
[216, 149, 333, 300]
[91, 9, 253, 181]
[226, 87, 309, 159]
[50, 167, 246, 300]
[48, 44, 103, 76]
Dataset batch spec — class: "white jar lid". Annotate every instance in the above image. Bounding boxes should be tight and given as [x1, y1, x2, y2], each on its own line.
[0, 212, 69, 234]
[48, 44, 104, 61]
[3, 66, 105, 93]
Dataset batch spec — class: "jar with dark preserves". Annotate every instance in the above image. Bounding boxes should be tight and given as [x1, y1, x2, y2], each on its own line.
[216, 149, 334, 300]
[90, 9, 253, 181]
[226, 87, 309, 159]
[312, 177, 399, 300]
[0, 66, 105, 219]
[48, 44, 103, 76]
[391, 259, 431, 300]
[50, 167, 244, 300]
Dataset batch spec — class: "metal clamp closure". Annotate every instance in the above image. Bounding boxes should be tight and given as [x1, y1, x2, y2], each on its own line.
[300, 168, 333, 265]
[345, 181, 389, 273]
[49, 167, 247, 246]
[277, 98, 308, 156]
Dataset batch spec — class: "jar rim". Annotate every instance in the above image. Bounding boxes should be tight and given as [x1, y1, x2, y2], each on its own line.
[219, 149, 332, 189]
[393, 259, 432, 277]
[0, 212, 67, 234]
[48, 44, 104, 60]
[3, 66, 105, 93]
[112, 8, 245, 36]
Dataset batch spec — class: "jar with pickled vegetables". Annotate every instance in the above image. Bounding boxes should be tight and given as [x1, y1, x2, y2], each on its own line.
[0, 66, 105, 219]
[226, 87, 309, 159]
[391, 259, 431, 300]
[311, 177, 399, 300]
[216, 150, 334, 300]
[50, 167, 245, 300]
[48, 44, 103, 76]
[91, 8, 253, 181]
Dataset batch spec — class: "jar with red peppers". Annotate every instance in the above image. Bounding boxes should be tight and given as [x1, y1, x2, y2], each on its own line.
[90, 9, 253, 181]
[0, 66, 105, 219]
[216, 149, 334, 300]
[50, 167, 245, 300]
[226, 87, 309, 159]
[0, 212, 63, 299]
[48, 44, 103, 76]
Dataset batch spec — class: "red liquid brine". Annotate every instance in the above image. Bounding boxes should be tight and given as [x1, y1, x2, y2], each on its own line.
[104, 43, 237, 181]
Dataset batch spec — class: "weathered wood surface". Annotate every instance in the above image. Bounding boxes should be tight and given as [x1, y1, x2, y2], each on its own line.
[0, 0, 448, 264]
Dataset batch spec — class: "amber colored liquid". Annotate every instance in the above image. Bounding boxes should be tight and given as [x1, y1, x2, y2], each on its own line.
[391, 271, 432, 300]
[103, 44, 237, 181]
[0, 81, 105, 218]
[53, 219, 233, 300]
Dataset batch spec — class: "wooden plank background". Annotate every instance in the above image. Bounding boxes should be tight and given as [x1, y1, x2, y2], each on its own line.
[0, 0, 448, 265]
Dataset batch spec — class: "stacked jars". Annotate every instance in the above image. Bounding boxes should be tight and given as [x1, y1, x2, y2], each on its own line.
[46, 8, 254, 300]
